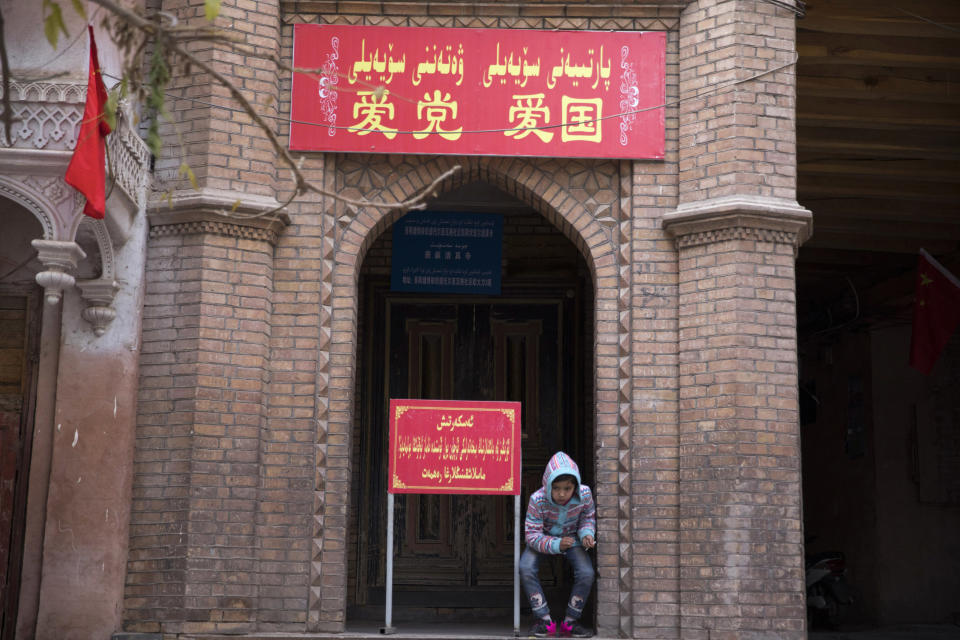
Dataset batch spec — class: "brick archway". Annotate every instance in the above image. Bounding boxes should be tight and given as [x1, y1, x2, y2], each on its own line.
[309, 154, 634, 635]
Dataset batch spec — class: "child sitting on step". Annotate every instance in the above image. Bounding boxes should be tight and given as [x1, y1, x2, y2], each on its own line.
[520, 452, 596, 638]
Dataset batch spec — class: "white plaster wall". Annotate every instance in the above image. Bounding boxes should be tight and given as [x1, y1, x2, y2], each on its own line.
[33, 208, 148, 640]
[62, 213, 147, 349]
[3, 0, 124, 87]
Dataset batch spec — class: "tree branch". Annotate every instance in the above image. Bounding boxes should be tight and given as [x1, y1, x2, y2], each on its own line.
[0, 6, 15, 146]
[87, 0, 457, 213]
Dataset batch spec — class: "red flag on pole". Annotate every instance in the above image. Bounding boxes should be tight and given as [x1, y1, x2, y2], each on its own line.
[909, 249, 960, 374]
[65, 26, 112, 219]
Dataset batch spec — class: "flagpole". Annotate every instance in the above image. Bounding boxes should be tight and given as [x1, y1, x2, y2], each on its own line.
[514, 494, 521, 637]
[920, 248, 960, 289]
[381, 492, 395, 635]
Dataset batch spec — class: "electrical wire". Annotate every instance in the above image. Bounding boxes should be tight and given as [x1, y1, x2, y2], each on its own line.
[101, 54, 798, 138]
[802, 276, 862, 343]
[758, 0, 806, 19]
[0, 253, 37, 283]
[896, 7, 960, 34]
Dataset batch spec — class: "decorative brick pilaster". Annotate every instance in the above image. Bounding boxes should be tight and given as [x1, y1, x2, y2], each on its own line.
[678, 0, 799, 205]
[126, 207, 287, 635]
[156, 0, 282, 201]
[673, 1, 809, 634]
[664, 197, 811, 640]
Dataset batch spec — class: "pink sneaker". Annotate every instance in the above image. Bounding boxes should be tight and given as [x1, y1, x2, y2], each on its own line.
[530, 619, 557, 637]
[559, 620, 593, 638]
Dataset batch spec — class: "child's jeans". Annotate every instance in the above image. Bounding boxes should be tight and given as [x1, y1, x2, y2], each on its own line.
[519, 545, 595, 621]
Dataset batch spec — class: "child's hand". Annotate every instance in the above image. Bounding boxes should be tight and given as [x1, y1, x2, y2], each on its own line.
[559, 536, 575, 551]
[582, 535, 595, 550]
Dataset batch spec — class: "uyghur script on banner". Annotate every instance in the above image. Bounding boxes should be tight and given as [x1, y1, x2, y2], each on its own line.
[290, 24, 665, 159]
[388, 399, 522, 495]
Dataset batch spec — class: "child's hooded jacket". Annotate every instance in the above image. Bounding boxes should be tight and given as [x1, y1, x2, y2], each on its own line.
[524, 451, 596, 554]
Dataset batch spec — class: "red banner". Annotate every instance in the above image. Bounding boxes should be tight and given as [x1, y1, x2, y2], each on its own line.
[291, 24, 665, 159]
[388, 399, 521, 495]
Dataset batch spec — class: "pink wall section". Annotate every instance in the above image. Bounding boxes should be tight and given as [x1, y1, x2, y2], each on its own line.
[31, 341, 139, 639]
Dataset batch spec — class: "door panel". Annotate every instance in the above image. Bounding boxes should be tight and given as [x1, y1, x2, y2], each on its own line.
[388, 299, 564, 594]
[356, 289, 580, 610]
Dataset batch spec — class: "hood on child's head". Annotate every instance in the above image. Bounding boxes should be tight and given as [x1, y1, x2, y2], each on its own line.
[542, 451, 581, 504]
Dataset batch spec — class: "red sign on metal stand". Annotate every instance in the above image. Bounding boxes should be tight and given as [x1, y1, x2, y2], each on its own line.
[382, 399, 523, 634]
[388, 399, 521, 495]
[291, 24, 666, 159]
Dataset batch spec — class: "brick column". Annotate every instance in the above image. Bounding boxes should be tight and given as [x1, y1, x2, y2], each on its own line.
[155, 0, 282, 202]
[126, 1, 286, 630]
[126, 211, 287, 635]
[678, 0, 798, 205]
[667, 1, 812, 638]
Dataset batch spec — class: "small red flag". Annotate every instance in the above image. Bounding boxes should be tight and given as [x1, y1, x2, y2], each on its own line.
[65, 26, 112, 219]
[909, 249, 960, 374]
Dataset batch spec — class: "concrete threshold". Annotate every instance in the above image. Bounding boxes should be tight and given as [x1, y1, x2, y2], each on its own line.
[179, 621, 612, 640]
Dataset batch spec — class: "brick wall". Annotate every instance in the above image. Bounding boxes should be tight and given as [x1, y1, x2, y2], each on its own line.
[256, 189, 325, 629]
[678, 0, 798, 203]
[628, 26, 683, 638]
[124, 1, 814, 637]
[127, 227, 277, 634]
[155, 0, 281, 199]
[668, 1, 809, 637]
[673, 234, 805, 639]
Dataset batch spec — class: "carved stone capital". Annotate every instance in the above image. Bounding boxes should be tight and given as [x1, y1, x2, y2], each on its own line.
[77, 278, 120, 336]
[148, 189, 290, 246]
[31, 239, 86, 305]
[662, 195, 813, 253]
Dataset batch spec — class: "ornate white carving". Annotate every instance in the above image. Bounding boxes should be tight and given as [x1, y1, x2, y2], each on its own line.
[108, 109, 151, 208]
[0, 177, 57, 239]
[22, 175, 77, 209]
[35, 269, 75, 305]
[618, 45, 639, 147]
[1, 82, 150, 223]
[318, 36, 341, 136]
[78, 217, 116, 280]
[0, 81, 85, 151]
[663, 195, 814, 254]
[31, 239, 86, 305]
[6, 81, 85, 103]
[148, 189, 289, 246]
[77, 278, 120, 336]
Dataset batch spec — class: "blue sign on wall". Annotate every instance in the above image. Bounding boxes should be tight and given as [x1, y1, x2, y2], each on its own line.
[391, 212, 503, 295]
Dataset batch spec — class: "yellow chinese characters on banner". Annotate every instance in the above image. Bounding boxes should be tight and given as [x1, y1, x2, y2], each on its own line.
[292, 25, 665, 159]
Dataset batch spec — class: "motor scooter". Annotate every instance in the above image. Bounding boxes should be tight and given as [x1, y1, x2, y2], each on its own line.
[806, 549, 854, 629]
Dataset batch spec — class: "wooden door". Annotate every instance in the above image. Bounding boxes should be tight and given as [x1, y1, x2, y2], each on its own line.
[357, 291, 578, 609]
[0, 290, 40, 640]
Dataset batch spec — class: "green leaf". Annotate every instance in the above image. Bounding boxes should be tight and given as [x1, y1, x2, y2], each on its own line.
[104, 88, 120, 131]
[179, 163, 199, 190]
[70, 0, 87, 20]
[204, 0, 222, 21]
[144, 42, 171, 158]
[146, 125, 162, 157]
[230, 199, 242, 213]
[43, 2, 69, 49]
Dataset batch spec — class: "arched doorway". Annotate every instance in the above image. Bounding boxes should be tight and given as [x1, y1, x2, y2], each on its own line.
[346, 182, 596, 625]
[0, 202, 44, 640]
